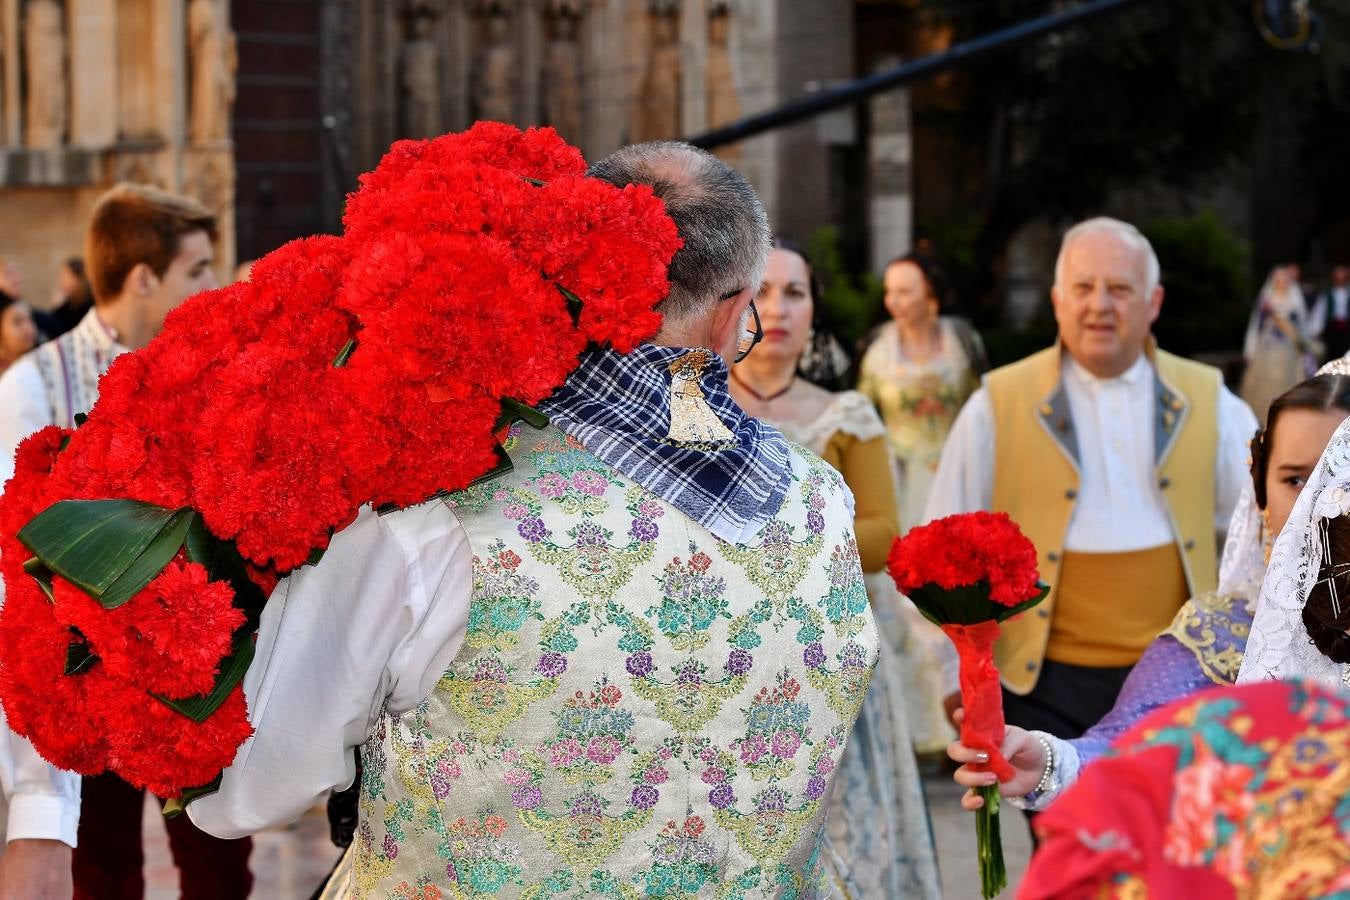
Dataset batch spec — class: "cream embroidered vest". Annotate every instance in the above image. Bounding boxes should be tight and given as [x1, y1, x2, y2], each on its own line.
[353, 424, 879, 899]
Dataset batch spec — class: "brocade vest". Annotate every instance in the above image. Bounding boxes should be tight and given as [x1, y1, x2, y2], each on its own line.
[353, 423, 879, 899]
[987, 344, 1220, 695]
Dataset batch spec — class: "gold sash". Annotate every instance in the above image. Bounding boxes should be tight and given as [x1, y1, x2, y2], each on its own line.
[1046, 544, 1190, 667]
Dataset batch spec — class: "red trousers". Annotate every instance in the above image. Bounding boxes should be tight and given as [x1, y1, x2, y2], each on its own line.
[73, 773, 253, 900]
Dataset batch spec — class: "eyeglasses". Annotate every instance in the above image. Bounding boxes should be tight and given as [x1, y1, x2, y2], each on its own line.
[735, 299, 763, 362]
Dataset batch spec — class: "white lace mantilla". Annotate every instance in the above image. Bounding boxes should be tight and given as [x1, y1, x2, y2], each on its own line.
[1238, 416, 1350, 689]
[774, 390, 887, 457]
[1218, 478, 1265, 603]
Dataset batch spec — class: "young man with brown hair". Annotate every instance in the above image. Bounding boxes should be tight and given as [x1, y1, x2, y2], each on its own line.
[0, 183, 252, 898]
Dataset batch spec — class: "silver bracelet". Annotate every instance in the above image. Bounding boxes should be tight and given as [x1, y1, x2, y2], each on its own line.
[1033, 732, 1055, 794]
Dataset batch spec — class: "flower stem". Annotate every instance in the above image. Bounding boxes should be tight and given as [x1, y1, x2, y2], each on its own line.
[976, 783, 1007, 898]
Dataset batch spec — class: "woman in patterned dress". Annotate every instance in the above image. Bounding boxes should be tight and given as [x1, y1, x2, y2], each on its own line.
[857, 254, 984, 531]
[730, 241, 941, 899]
[858, 254, 983, 757]
[1240, 265, 1314, 424]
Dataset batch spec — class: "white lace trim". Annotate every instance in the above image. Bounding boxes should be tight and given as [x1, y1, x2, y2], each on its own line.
[775, 390, 887, 456]
[1238, 416, 1350, 688]
[1218, 478, 1265, 603]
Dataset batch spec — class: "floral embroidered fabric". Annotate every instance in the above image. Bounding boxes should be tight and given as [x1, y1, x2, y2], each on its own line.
[352, 423, 878, 899]
[1021, 679, 1350, 899]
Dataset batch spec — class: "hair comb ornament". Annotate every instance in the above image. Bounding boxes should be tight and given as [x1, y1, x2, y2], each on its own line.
[1316, 516, 1348, 619]
[1317, 356, 1350, 377]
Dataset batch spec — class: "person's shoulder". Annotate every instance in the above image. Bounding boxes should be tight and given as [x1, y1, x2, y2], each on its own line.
[857, 321, 895, 364]
[0, 350, 44, 398]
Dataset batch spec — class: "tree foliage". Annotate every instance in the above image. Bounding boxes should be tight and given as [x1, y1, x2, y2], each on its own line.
[905, 0, 1350, 317]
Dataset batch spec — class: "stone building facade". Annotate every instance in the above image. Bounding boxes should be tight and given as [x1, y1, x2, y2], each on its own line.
[1, 0, 921, 310]
[0, 0, 237, 307]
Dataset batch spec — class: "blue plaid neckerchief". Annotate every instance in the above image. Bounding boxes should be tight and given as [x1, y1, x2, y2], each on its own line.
[538, 343, 793, 544]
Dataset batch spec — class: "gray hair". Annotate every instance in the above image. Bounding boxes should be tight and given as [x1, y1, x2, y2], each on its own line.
[1054, 216, 1161, 295]
[587, 141, 771, 321]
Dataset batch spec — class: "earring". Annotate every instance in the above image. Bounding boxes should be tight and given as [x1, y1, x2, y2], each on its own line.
[1261, 508, 1274, 566]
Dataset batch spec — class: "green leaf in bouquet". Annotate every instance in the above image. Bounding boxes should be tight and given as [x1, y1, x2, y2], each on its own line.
[495, 397, 549, 431]
[555, 283, 585, 326]
[153, 627, 254, 723]
[64, 635, 98, 676]
[184, 517, 267, 627]
[332, 338, 357, 368]
[161, 775, 224, 818]
[909, 580, 1051, 627]
[18, 500, 194, 609]
[101, 508, 196, 609]
[470, 443, 514, 487]
[22, 557, 55, 603]
[990, 581, 1051, 624]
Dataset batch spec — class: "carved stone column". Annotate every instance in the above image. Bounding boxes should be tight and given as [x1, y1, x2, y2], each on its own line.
[471, 0, 517, 123]
[630, 0, 680, 142]
[540, 0, 583, 142]
[23, 0, 67, 149]
[1, 0, 19, 146]
[68, 0, 117, 148]
[398, 0, 443, 138]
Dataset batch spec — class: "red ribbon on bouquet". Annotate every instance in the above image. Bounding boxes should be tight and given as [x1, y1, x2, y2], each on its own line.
[941, 621, 1016, 783]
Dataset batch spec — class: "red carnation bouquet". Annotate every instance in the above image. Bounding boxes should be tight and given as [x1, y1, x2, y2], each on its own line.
[0, 122, 681, 804]
[887, 511, 1047, 899]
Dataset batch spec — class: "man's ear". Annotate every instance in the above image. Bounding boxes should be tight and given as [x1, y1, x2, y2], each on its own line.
[711, 288, 753, 362]
[122, 262, 158, 298]
[1148, 284, 1164, 326]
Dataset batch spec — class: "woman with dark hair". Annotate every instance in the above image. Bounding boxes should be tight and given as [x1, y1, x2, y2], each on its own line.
[729, 241, 941, 899]
[857, 253, 985, 755]
[33, 257, 93, 340]
[949, 372, 1350, 811]
[0, 291, 37, 377]
[1239, 360, 1350, 689]
[858, 253, 985, 530]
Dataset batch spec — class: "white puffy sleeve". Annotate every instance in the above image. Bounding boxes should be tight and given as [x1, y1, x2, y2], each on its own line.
[189, 501, 473, 838]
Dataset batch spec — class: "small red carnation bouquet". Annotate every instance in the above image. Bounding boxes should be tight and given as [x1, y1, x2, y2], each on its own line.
[887, 511, 1047, 899]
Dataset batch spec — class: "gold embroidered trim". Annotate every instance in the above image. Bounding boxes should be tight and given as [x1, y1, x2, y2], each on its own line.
[1161, 591, 1250, 685]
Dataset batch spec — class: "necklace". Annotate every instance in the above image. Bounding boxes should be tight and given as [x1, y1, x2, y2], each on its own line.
[731, 369, 795, 403]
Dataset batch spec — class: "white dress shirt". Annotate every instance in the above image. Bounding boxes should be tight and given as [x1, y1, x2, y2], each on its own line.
[923, 354, 1259, 552]
[0, 357, 54, 485]
[0, 312, 130, 848]
[189, 501, 473, 838]
[0, 381, 94, 850]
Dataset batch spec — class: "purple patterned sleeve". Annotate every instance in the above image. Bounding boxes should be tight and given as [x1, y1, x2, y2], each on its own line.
[1069, 635, 1213, 768]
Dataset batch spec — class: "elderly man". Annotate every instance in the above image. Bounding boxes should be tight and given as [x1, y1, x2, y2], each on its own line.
[190, 142, 877, 898]
[925, 217, 1257, 750]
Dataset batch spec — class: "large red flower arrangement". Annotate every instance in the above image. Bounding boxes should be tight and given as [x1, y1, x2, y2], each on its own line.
[0, 123, 681, 798]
